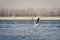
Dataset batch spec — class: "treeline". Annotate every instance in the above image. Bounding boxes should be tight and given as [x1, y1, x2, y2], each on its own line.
[0, 8, 60, 17]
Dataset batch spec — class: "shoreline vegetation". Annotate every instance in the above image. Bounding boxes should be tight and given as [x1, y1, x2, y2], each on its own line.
[0, 8, 60, 20]
[0, 17, 60, 20]
[0, 8, 60, 17]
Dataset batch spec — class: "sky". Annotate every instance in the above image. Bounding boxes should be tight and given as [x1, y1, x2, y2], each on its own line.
[0, 0, 60, 9]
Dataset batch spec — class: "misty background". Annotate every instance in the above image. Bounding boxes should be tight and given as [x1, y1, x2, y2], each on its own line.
[0, 0, 60, 17]
[0, 8, 60, 17]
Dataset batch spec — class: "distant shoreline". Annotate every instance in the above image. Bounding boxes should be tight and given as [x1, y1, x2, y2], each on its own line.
[0, 17, 60, 20]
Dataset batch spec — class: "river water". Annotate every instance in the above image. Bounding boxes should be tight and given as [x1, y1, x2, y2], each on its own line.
[0, 20, 60, 40]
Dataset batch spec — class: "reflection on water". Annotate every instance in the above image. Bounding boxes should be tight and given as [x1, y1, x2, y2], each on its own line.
[0, 20, 60, 40]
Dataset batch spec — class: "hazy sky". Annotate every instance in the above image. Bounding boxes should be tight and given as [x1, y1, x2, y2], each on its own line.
[0, 0, 60, 9]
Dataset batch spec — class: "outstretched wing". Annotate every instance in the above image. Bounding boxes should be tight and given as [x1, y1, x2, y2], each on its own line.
[32, 17, 36, 24]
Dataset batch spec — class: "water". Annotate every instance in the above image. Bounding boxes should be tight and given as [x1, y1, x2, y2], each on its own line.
[0, 20, 60, 40]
